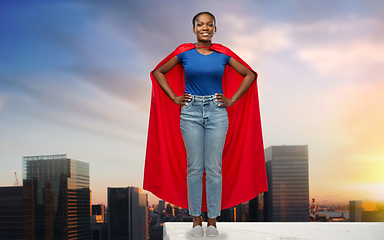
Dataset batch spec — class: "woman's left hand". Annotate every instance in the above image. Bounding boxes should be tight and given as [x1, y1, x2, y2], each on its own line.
[215, 93, 234, 107]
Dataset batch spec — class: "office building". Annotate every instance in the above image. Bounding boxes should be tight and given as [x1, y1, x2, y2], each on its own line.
[107, 187, 148, 240]
[248, 193, 265, 222]
[23, 179, 35, 240]
[91, 222, 108, 240]
[166, 203, 174, 216]
[0, 186, 24, 239]
[0, 181, 35, 240]
[218, 202, 249, 222]
[23, 154, 90, 239]
[158, 200, 165, 214]
[235, 202, 249, 222]
[92, 204, 105, 223]
[264, 145, 310, 222]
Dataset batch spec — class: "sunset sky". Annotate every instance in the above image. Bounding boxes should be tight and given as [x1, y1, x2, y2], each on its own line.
[1, 0, 383, 206]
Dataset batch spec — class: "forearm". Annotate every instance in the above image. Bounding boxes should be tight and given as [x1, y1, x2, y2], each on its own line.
[229, 72, 256, 104]
[152, 56, 180, 102]
[153, 70, 177, 101]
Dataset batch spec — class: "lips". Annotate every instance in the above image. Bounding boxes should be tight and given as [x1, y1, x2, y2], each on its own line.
[201, 32, 210, 37]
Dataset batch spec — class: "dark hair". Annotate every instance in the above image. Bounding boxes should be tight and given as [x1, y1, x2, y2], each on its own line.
[192, 12, 216, 28]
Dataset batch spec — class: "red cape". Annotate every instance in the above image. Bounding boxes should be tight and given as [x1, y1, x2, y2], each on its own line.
[144, 43, 267, 211]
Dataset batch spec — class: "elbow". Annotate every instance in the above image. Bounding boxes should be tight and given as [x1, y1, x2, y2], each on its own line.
[252, 71, 257, 81]
[153, 68, 160, 76]
[248, 71, 257, 83]
[153, 69, 163, 81]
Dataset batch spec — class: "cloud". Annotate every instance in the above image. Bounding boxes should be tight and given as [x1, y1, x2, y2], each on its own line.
[77, 0, 197, 60]
[0, 1, 165, 144]
[72, 67, 152, 111]
[15, 2, 154, 112]
[227, 23, 292, 63]
[293, 17, 384, 76]
[221, 15, 384, 78]
[298, 40, 384, 75]
[250, 15, 384, 203]
[1, 74, 149, 144]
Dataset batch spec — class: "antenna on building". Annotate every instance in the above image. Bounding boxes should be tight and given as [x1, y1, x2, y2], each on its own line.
[14, 172, 20, 186]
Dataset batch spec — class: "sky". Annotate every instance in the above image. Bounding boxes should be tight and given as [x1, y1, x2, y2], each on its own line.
[1, 0, 383, 206]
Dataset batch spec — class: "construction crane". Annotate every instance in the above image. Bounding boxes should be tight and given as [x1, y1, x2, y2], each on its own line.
[14, 172, 20, 186]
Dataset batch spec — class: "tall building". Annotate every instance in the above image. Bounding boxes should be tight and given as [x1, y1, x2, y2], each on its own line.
[264, 145, 309, 222]
[248, 193, 265, 222]
[158, 200, 165, 214]
[218, 207, 234, 222]
[92, 204, 105, 223]
[91, 203, 107, 240]
[23, 154, 90, 239]
[107, 187, 148, 240]
[0, 182, 35, 240]
[0, 186, 24, 239]
[166, 203, 173, 216]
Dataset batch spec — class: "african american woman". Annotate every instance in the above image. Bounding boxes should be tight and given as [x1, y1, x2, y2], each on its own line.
[144, 12, 267, 237]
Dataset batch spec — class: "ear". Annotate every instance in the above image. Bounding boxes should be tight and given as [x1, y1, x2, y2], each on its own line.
[214, 26, 217, 33]
[193, 27, 196, 34]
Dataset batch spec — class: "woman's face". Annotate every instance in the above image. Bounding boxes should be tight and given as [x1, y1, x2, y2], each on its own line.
[193, 14, 216, 42]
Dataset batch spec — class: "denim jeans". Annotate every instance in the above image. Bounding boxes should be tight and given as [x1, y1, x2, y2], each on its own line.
[180, 95, 229, 218]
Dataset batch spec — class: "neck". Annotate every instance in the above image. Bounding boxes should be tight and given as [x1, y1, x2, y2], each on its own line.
[195, 41, 212, 48]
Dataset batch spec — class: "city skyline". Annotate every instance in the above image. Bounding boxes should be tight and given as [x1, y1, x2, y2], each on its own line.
[1, 0, 384, 206]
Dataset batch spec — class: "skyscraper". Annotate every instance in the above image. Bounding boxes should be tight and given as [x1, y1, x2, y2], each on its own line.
[91, 204, 108, 240]
[92, 204, 105, 223]
[107, 187, 148, 240]
[248, 193, 265, 222]
[264, 145, 309, 222]
[0, 186, 24, 239]
[23, 154, 90, 239]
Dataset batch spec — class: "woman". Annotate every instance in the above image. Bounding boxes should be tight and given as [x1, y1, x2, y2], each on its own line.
[144, 12, 267, 237]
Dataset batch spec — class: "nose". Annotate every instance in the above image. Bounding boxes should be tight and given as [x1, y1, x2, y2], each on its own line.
[202, 24, 208, 30]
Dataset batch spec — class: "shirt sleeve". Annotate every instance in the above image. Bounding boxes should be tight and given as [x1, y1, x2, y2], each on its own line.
[225, 54, 231, 65]
[176, 52, 185, 63]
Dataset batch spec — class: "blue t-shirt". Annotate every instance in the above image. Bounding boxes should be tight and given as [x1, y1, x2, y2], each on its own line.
[177, 48, 231, 96]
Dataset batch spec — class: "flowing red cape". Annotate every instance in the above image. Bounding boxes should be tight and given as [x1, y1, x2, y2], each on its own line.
[143, 43, 267, 211]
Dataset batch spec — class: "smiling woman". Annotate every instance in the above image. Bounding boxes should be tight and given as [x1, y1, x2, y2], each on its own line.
[143, 11, 267, 237]
[193, 12, 216, 45]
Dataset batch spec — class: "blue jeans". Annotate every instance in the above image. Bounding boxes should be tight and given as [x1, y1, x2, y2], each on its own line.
[180, 95, 229, 218]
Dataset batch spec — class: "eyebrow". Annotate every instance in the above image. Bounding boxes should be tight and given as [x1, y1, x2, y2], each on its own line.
[196, 21, 214, 24]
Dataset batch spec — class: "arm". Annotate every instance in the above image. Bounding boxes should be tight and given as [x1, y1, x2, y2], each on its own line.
[153, 56, 191, 105]
[215, 58, 257, 107]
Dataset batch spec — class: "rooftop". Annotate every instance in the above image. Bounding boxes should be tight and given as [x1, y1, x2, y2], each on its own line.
[164, 222, 384, 240]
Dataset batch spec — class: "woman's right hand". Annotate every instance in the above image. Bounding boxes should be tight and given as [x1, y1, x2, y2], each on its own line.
[173, 93, 192, 105]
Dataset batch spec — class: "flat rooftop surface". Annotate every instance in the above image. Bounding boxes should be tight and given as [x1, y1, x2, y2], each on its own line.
[163, 222, 384, 240]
